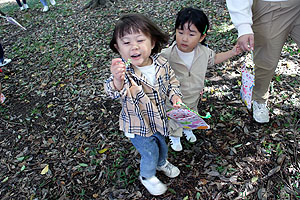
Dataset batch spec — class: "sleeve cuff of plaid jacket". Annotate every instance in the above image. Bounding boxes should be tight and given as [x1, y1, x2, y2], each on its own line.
[104, 75, 127, 99]
[169, 87, 182, 103]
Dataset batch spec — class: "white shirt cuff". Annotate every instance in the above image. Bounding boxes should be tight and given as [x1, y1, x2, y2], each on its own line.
[237, 24, 254, 38]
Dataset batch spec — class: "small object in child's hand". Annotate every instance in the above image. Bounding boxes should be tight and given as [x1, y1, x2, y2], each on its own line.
[124, 58, 131, 67]
[167, 108, 210, 130]
[0, 93, 6, 103]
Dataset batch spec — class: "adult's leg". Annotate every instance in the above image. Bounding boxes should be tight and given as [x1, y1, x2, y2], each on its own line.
[16, 0, 22, 7]
[289, 1, 300, 47]
[22, 0, 27, 3]
[252, 1, 300, 103]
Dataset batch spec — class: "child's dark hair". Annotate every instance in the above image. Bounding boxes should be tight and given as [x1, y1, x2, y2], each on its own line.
[110, 13, 169, 55]
[174, 7, 209, 45]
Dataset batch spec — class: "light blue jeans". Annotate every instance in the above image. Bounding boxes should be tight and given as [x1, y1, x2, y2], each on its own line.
[130, 132, 168, 178]
[40, 0, 47, 6]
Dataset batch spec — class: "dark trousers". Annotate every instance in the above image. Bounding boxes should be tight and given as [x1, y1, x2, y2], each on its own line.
[16, 0, 27, 7]
[0, 43, 4, 63]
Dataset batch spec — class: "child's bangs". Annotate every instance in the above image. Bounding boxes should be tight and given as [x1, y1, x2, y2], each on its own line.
[177, 20, 194, 31]
[116, 20, 148, 38]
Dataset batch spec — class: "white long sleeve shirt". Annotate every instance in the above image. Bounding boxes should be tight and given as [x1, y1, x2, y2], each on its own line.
[226, 0, 288, 38]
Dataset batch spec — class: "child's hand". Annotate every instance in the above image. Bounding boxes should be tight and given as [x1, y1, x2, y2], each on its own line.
[171, 95, 182, 109]
[111, 58, 126, 81]
[111, 58, 126, 90]
[232, 44, 242, 56]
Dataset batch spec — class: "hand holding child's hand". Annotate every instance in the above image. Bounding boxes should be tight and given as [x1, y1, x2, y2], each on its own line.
[171, 95, 182, 109]
[111, 58, 126, 90]
[232, 44, 242, 56]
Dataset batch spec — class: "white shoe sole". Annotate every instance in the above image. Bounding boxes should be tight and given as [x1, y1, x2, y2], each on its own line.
[170, 144, 182, 151]
[43, 7, 49, 12]
[253, 116, 269, 123]
[139, 176, 167, 196]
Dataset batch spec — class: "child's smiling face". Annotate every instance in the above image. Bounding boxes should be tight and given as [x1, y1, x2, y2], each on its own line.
[115, 30, 154, 67]
[176, 22, 206, 53]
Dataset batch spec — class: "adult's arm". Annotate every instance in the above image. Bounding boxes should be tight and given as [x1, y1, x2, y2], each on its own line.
[226, 0, 254, 51]
[226, 0, 254, 37]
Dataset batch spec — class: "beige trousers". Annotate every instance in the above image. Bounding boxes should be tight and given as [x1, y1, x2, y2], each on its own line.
[252, 0, 300, 103]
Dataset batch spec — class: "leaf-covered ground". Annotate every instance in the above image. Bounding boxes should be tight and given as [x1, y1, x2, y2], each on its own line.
[0, 0, 299, 199]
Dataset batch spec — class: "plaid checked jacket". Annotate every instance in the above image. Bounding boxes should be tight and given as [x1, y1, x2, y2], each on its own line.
[105, 54, 182, 137]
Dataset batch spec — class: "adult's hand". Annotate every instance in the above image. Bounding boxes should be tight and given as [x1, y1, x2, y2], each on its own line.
[238, 34, 254, 51]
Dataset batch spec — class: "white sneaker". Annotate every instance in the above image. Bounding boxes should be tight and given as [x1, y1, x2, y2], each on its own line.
[157, 160, 180, 178]
[23, 4, 29, 9]
[139, 176, 167, 196]
[169, 136, 182, 151]
[0, 58, 12, 67]
[42, 6, 49, 12]
[183, 129, 197, 142]
[253, 101, 269, 123]
[50, 0, 56, 5]
[20, 6, 24, 11]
